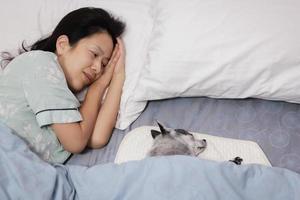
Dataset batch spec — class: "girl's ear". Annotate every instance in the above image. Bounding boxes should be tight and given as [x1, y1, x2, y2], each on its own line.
[56, 35, 71, 55]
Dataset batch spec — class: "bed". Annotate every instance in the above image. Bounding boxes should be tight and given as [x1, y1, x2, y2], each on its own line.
[67, 97, 300, 174]
[1, 0, 300, 199]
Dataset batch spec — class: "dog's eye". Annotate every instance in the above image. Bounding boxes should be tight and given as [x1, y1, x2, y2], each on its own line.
[175, 129, 192, 135]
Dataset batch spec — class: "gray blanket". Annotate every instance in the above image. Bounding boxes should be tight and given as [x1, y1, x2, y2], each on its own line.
[1, 121, 300, 200]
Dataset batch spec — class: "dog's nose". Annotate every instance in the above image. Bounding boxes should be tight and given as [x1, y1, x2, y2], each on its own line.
[203, 139, 206, 142]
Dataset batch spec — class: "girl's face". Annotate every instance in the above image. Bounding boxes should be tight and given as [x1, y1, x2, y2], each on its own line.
[56, 32, 114, 92]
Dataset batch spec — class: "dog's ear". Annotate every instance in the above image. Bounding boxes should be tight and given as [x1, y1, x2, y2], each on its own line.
[156, 121, 167, 135]
[151, 130, 161, 139]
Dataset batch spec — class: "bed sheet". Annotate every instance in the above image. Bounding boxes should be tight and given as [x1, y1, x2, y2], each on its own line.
[67, 97, 300, 174]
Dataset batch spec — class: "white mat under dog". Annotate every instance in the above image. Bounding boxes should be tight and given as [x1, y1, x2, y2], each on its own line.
[114, 126, 271, 166]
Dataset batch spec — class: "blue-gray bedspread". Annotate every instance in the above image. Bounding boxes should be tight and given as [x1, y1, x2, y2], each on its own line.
[1, 121, 299, 200]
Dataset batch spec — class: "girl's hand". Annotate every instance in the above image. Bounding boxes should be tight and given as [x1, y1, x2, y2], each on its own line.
[94, 42, 121, 88]
[113, 38, 125, 80]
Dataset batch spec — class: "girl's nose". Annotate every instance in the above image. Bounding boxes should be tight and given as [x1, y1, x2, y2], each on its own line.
[91, 60, 101, 74]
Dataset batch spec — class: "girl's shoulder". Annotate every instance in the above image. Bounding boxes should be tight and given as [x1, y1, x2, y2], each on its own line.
[3, 51, 58, 74]
[16, 50, 57, 64]
[9, 50, 60, 72]
[4, 50, 63, 81]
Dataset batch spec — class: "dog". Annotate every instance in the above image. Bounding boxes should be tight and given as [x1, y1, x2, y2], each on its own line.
[147, 121, 243, 165]
[148, 121, 207, 157]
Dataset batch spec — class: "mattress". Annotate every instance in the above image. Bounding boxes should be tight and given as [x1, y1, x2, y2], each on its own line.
[67, 97, 300, 174]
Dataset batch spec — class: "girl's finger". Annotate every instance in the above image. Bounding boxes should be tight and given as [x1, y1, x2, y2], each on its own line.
[116, 38, 125, 53]
[106, 44, 119, 67]
[108, 49, 120, 72]
[104, 46, 120, 74]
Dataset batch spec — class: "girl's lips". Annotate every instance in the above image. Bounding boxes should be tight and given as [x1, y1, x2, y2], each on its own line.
[83, 71, 94, 83]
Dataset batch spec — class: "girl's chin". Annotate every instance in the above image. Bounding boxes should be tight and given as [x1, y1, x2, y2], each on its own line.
[68, 83, 84, 93]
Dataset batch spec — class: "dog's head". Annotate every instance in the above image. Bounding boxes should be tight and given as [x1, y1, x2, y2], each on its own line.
[150, 121, 207, 156]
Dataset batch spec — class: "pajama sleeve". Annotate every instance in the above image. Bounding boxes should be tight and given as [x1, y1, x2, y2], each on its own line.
[23, 52, 82, 127]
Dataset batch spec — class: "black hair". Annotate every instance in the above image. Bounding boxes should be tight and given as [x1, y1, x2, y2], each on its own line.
[1, 7, 125, 68]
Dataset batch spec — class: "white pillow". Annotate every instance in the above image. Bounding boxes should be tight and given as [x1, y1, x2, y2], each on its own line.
[0, 0, 43, 54]
[1, 0, 153, 130]
[134, 0, 300, 104]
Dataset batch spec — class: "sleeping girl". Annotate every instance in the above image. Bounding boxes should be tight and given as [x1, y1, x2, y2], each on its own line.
[0, 7, 126, 164]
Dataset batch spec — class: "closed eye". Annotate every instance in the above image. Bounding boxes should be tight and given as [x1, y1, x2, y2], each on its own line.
[175, 129, 191, 135]
[89, 50, 98, 58]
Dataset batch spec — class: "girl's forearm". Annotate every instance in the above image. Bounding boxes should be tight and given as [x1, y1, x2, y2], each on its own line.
[51, 82, 108, 154]
[79, 82, 107, 140]
[88, 75, 124, 148]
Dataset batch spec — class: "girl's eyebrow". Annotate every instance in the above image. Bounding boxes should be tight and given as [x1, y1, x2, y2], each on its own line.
[92, 45, 104, 54]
